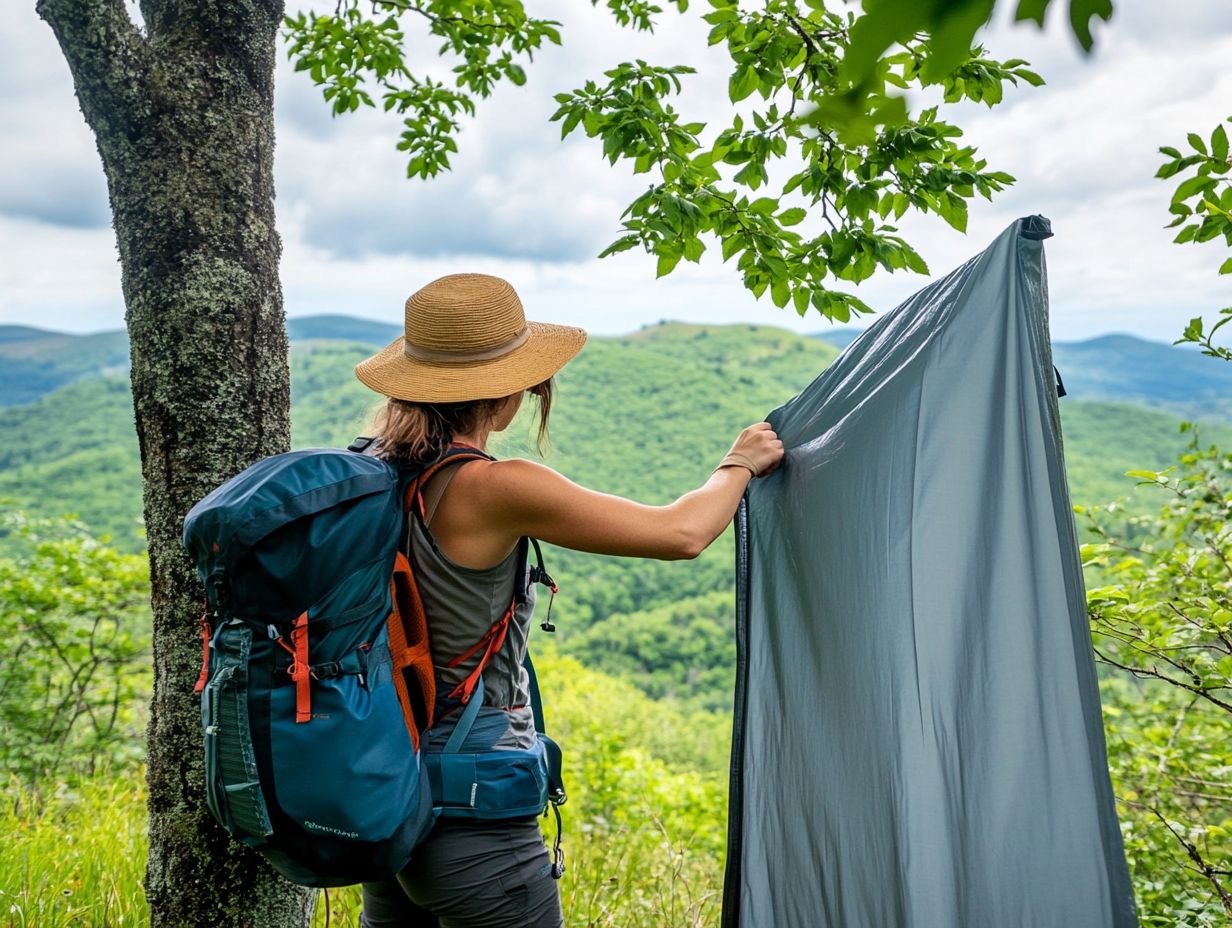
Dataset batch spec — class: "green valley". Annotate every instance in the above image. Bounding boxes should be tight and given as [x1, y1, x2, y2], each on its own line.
[0, 320, 1225, 713]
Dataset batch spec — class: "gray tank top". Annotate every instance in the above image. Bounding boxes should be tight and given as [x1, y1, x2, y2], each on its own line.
[407, 461, 539, 753]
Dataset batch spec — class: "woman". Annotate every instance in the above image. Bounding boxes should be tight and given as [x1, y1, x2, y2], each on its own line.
[354, 272, 783, 928]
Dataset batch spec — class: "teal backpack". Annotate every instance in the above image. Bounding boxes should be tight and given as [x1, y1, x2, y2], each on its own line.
[182, 442, 566, 888]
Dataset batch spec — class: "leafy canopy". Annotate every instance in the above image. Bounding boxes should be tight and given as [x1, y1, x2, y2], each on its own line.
[283, 0, 1054, 322]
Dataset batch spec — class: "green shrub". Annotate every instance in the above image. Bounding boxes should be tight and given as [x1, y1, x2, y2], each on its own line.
[0, 513, 150, 791]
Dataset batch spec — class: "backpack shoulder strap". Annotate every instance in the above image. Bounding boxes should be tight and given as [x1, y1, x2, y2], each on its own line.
[404, 445, 496, 519]
[422, 466, 463, 528]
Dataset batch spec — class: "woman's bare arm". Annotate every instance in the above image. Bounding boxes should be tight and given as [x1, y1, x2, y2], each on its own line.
[436, 423, 783, 563]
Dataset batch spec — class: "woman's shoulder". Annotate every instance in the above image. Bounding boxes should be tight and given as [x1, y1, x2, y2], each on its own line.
[455, 456, 567, 492]
[445, 456, 580, 529]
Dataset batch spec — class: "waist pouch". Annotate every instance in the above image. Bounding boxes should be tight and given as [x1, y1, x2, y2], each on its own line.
[424, 674, 565, 820]
[426, 734, 552, 819]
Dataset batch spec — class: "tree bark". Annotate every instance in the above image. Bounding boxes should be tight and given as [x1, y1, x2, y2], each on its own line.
[36, 0, 312, 924]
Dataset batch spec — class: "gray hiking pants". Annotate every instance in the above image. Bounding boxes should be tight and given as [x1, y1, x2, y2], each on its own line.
[360, 817, 563, 928]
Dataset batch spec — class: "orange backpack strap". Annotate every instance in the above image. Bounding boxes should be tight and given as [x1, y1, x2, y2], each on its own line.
[387, 445, 496, 743]
[289, 612, 311, 724]
[193, 603, 212, 694]
[386, 550, 434, 749]
[404, 447, 492, 522]
[445, 600, 515, 705]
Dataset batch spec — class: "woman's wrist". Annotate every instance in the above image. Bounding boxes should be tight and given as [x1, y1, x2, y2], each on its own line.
[713, 451, 759, 478]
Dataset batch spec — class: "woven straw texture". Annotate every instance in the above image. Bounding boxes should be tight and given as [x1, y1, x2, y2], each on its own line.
[355, 273, 587, 402]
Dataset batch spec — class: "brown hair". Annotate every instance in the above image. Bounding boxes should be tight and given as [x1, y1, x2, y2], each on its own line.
[371, 378, 554, 464]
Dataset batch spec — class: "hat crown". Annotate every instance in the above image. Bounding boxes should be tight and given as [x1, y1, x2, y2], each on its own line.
[404, 273, 526, 355]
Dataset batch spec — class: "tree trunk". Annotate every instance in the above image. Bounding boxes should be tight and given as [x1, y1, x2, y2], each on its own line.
[35, 0, 312, 924]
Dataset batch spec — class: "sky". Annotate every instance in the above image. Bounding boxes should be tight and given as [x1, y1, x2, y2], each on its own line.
[1, 2, 1229, 343]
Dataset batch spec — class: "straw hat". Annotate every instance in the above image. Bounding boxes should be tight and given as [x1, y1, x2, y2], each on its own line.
[355, 273, 587, 403]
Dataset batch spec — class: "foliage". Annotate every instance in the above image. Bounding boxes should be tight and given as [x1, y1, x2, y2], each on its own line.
[284, 0, 577, 179]
[838, 0, 1110, 92]
[1159, 116, 1232, 259]
[1080, 430, 1232, 921]
[0, 513, 150, 792]
[286, 0, 1039, 322]
[1160, 115, 1232, 362]
[552, 2, 1033, 322]
[566, 592, 736, 713]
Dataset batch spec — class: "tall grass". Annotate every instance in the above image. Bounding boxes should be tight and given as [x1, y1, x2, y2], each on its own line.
[0, 770, 725, 928]
[1, 774, 147, 927]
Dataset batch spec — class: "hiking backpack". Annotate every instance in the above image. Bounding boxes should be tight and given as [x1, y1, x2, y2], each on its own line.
[182, 442, 566, 888]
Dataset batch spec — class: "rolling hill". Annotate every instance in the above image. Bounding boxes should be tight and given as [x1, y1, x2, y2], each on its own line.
[5, 314, 1232, 423]
[1, 320, 1224, 709]
[0, 325, 130, 406]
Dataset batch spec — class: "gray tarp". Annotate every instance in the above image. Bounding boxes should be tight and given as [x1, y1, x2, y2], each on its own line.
[722, 216, 1138, 927]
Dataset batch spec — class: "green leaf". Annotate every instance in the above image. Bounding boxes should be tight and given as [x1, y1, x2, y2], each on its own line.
[1014, 0, 1048, 26]
[770, 278, 790, 308]
[793, 288, 811, 315]
[777, 207, 807, 227]
[1212, 124, 1229, 163]
[729, 66, 759, 103]
[1068, 0, 1112, 50]
[1188, 132, 1208, 155]
[1219, 257, 1232, 276]
[1172, 175, 1214, 204]
[597, 235, 641, 258]
[656, 252, 682, 278]
[903, 248, 929, 274]
[921, 0, 996, 82]
[682, 237, 706, 262]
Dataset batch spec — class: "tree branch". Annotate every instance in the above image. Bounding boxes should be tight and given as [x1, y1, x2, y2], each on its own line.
[36, 0, 154, 142]
[1093, 645, 1232, 715]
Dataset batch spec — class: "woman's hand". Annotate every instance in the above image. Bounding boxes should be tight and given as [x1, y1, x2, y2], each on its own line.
[719, 422, 785, 478]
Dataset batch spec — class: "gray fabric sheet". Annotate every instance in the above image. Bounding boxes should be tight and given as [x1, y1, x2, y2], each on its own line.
[722, 217, 1138, 928]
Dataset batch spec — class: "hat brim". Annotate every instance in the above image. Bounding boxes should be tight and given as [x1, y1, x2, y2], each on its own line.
[355, 320, 587, 403]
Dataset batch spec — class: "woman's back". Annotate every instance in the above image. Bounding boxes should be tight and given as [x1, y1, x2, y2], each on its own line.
[408, 471, 538, 752]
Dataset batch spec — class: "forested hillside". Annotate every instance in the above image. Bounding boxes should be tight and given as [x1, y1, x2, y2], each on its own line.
[0, 321, 1224, 713]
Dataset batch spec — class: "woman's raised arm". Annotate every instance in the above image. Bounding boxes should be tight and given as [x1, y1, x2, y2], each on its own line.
[465, 423, 784, 561]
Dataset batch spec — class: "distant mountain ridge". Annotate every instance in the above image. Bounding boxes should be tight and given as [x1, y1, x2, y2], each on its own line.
[813, 326, 1231, 422]
[4, 315, 1230, 422]
[285, 315, 402, 345]
[0, 325, 130, 406]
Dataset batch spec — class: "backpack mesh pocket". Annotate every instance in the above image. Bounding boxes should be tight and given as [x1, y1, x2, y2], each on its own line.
[202, 623, 273, 843]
